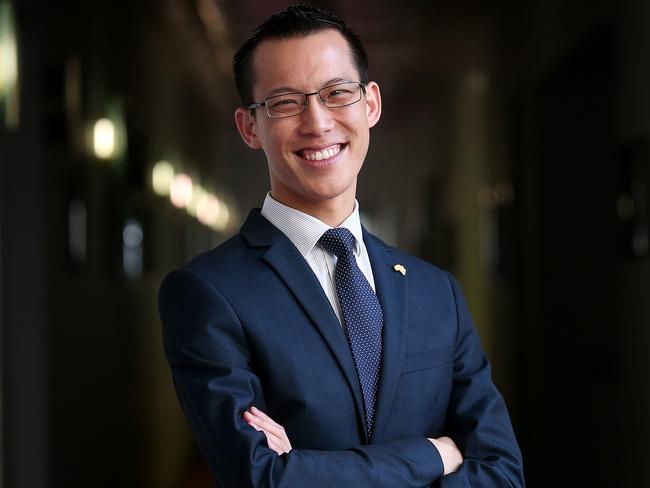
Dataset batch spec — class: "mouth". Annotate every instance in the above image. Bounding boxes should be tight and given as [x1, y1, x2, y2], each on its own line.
[296, 143, 346, 165]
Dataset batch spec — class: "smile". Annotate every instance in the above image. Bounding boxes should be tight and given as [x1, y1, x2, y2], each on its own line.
[298, 144, 344, 162]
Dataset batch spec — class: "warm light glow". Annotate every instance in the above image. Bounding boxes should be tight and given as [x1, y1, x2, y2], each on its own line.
[152, 161, 174, 196]
[187, 184, 206, 217]
[0, 11, 17, 95]
[212, 201, 230, 231]
[195, 192, 210, 223]
[170, 173, 193, 208]
[196, 193, 220, 226]
[0, 1, 19, 128]
[93, 117, 115, 159]
[150, 161, 235, 232]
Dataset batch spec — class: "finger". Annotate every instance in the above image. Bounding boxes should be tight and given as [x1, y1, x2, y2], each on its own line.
[247, 408, 287, 439]
[244, 415, 290, 450]
[437, 436, 456, 448]
[270, 437, 290, 454]
[249, 406, 291, 434]
[244, 419, 288, 454]
[257, 427, 287, 454]
[244, 410, 278, 434]
[245, 407, 292, 452]
[249, 406, 285, 431]
[265, 436, 285, 455]
[250, 406, 278, 424]
[259, 428, 289, 451]
[242, 411, 260, 428]
[258, 425, 291, 453]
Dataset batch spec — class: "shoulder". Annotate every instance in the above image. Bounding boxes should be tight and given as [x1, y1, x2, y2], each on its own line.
[184, 233, 250, 276]
[158, 232, 273, 331]
[190, 228, 273, 286]
[181, 208, 276, 277]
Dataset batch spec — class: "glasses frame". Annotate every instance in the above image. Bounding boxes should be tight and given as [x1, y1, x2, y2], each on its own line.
[247, 81, 367, 119]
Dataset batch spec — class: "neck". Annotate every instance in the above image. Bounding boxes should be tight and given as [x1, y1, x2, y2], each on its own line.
[270, 192, 356, 227]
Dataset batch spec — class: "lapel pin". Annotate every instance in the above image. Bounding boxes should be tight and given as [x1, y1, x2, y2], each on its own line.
[393, 264, 406, 276]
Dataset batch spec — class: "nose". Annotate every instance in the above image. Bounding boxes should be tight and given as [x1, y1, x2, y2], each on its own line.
[298, 93, 335, 136]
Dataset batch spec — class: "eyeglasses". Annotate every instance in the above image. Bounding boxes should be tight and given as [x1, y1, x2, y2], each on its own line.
[247, 81, 367, 119]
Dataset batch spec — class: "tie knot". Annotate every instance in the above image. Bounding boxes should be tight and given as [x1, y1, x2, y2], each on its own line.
[318, 228, 355, 258]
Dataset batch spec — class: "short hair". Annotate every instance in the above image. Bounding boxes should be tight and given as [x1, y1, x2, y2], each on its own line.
[232, 4, 369, 106]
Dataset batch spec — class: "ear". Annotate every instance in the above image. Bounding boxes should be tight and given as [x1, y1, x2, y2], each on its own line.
[364, 81, 382, 128]
[235, 107, 263, 149]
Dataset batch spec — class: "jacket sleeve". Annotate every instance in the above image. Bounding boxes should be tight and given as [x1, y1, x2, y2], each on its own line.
[159, 267, 444, 488]
[436, 274, 525, 487]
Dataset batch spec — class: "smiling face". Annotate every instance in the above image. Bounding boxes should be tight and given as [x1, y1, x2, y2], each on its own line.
[235, 29, 381, 225]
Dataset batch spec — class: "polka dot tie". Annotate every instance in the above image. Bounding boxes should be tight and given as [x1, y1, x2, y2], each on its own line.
[319, 228, 383, 437]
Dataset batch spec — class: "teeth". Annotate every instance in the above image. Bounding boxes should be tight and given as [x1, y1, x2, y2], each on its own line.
[302, 144, 342, 161]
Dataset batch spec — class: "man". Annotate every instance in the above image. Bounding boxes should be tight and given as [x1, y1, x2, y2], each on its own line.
[159, 5, 524, 487]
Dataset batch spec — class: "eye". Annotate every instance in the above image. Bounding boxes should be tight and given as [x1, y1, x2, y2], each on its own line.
[328, 88, 352, 98]
[270, 98, 299, 108]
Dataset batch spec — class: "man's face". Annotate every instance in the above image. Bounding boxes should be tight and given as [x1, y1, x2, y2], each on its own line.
[235, 30, 381, 215]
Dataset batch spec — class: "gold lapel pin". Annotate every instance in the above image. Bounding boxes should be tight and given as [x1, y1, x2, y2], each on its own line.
[393, 264, 406, 276]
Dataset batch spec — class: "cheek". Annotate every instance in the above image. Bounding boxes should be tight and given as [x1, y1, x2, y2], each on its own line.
[258, 121, 288, 149]
[351, 126, 370, 158]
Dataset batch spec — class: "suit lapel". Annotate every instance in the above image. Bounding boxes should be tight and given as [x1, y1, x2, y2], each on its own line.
[241, 210, 368, 437]
[364, 231, 409, 444]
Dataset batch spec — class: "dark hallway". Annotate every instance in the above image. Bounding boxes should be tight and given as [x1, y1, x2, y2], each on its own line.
[1, 0, 649, 486]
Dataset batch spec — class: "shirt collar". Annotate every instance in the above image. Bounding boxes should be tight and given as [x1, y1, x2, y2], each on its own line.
[260, 192, 364, 257]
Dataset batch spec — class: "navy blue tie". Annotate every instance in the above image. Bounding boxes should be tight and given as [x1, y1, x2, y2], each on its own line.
[319, 228, 383, 437]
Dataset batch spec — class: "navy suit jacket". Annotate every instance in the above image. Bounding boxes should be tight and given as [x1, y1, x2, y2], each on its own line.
[159, 209, 524, 487]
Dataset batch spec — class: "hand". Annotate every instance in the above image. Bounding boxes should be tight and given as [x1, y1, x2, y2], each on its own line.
[428, 436, 463, 475]
[243, 406, 293, 455]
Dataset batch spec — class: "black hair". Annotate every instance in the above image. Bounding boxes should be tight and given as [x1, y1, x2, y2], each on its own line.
[232, 4, 369, 106]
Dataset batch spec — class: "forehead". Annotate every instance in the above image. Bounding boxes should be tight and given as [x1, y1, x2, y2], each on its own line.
[251, 30, 358, 98]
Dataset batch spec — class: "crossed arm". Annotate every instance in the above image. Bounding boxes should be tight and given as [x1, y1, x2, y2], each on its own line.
[161, 267, 450, 487]
[160, 267, 525, 487]
[243, 406, 464, 476]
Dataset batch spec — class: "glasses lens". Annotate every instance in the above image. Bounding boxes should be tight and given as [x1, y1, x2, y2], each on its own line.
[320, 82, 362, 108]
[266, 94, 305, 118]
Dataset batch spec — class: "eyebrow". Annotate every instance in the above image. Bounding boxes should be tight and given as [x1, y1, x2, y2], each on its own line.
[265, 77, 350, 97]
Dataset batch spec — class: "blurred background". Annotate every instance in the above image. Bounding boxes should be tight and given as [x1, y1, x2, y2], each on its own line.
[1, 0, 649, 486]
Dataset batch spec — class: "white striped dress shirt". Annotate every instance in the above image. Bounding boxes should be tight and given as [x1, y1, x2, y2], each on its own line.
[260, 193, 376, 325]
